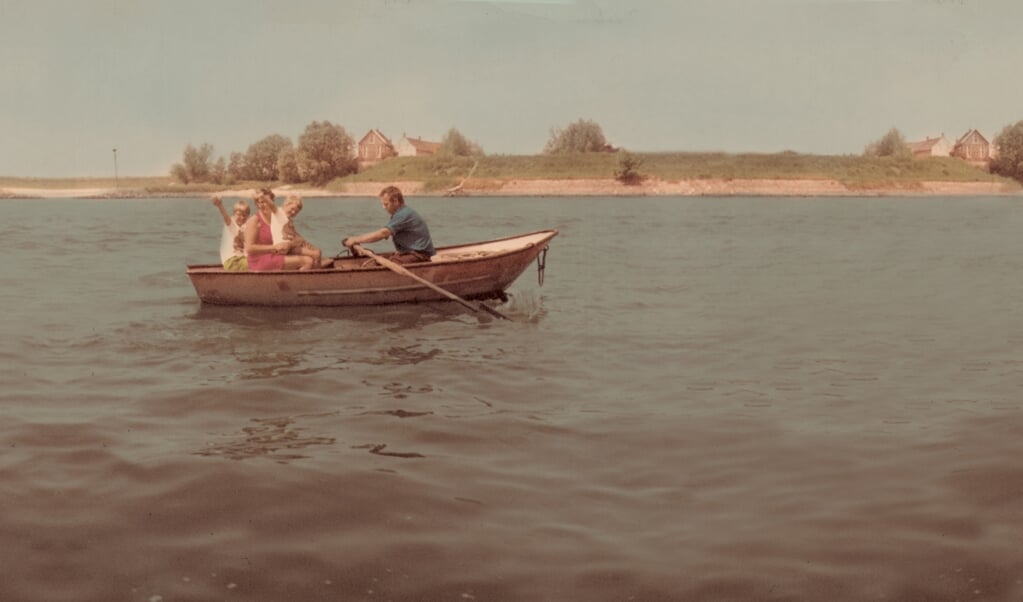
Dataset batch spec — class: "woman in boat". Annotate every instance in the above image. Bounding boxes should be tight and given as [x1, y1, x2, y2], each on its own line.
[341, 185, 436, 264]
[244, 189, 313, 271]
[211, 195, 250, 271]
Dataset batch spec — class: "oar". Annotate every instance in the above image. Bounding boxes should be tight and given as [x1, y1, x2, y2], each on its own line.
[352, 244, 509, 320]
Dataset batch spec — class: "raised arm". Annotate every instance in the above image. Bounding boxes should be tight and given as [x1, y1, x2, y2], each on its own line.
[212, 196, 231, 227]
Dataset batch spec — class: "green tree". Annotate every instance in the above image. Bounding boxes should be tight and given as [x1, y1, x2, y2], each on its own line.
[296, 120, 357, 186]
[170, 143, 215, 183]
[439, 127, 483, 157]
[245, 134, 293, 181]
[544, 118, 611, 154]
[211, 156, 227, 185]
[278, 147, 302, 184]
[990, 120, 1023, 183]
[170, 163, 189, 184]
[614, 150, 643, 184]
[864, 128, 912, 159]
[227, 152, 246, 182]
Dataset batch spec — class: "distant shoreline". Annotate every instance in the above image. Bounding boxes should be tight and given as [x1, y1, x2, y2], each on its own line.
[0, 177, 1018, 199]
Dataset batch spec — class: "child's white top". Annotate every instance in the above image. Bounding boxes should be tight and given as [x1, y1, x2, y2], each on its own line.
[270, 207, 288, 244]
[219, 222, 243, 263]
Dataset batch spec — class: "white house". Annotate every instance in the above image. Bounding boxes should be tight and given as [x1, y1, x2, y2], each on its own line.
[395, 134, 442, 157]
[907, 134, 953, 158]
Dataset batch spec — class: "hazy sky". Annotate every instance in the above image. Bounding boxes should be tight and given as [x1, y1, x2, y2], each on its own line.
[1, 0, 1020, 177]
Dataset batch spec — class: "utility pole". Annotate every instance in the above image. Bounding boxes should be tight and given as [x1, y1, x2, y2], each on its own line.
[112, 148, 118, 188]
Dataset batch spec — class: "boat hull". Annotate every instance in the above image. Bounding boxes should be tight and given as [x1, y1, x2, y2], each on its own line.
[186, 230, 557, 307]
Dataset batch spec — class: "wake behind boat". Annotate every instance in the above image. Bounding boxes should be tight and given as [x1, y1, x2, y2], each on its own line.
[186, 229, 557, 307]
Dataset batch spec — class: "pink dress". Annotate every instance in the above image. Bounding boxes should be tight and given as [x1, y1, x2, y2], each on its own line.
[246, 212, 286, 271]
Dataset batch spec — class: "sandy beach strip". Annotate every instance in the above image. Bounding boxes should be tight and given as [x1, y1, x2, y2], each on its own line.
[0, 187, 120, 199]
[447, 178, 1018, 197]
[1, 178, 1017, 199]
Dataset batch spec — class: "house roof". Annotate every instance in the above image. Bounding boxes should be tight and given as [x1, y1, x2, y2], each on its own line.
[954, 129, 989, 146]
[908, 136, 947, 153]
[403, 136, 442, 154]
[359, 129, 393, 147]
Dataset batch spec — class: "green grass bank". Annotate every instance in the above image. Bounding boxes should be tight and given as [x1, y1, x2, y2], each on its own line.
[2, 151, 1016, 196]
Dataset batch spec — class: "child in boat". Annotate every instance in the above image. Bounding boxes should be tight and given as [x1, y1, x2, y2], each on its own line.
[212, 195, 250, 271]
[275, 195, 323, 268]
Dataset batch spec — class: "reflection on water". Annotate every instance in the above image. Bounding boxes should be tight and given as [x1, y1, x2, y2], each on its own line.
[377, 345, 442, 365]
[234, 349, 320, 379]
[196, 413, 338, 462]
[188, 300, 487, 330]
[351, 443, 426, 459]
[359, 409, 434, 418]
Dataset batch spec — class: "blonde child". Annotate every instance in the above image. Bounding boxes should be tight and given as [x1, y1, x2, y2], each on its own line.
[275, 195, 323, 268]
[212, 196, 250, 271]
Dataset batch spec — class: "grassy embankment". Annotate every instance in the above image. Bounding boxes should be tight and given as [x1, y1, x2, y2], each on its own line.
[335, 151, 1014, 192]
[2, 152, 1014, 194]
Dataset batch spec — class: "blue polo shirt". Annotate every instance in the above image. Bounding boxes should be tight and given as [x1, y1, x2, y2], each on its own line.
[386, 205, 436, 256]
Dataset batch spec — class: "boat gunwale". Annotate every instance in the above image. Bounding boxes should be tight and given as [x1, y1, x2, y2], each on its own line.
[185, 229, 558, 275]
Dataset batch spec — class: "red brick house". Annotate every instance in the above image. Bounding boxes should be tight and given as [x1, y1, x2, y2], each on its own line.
[951, 129, 991, 163]
[357, 129, 396, 164]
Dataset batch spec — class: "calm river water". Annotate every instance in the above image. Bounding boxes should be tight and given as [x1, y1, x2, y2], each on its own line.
[4, 195, 1023, 601]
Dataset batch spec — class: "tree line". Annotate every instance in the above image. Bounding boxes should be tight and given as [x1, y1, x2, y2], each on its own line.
[170, 117, 646, 185]
[171, 122, 492, 186]
[172, 121, 357, 187]
[176, 117, 1023, 187]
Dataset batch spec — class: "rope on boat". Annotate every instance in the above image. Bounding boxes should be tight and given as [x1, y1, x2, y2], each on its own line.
[537, 246, 549, 286]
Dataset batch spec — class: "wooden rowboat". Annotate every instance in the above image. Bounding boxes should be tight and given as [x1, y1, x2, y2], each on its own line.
[186, 229, 557, 307]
